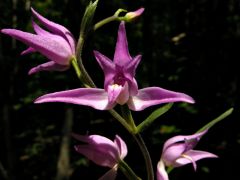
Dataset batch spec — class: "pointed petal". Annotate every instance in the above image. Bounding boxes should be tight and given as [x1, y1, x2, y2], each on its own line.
[128, 87, 195, 111]
[31, 8, 76, 54]
[156, 160, 169, 180]
[175, 150, 218, 170]
[162, 130, 208, 153]
[28, 61, 69, 75]
[21, 47, 36, 55]
[94, 50, 116, 89]
[114, 135, 128, 160]
[1, 29, 72, 65]
[113, 22, 132, 66]
[124, 55, 142, 77]
[34, 88, 115, 110]
[99, 166, 118, 180]
[32, 20, 51, 36]
[124, 55, 142, 95]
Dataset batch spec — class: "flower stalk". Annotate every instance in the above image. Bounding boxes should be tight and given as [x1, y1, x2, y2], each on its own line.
[119, 160, 142, 180]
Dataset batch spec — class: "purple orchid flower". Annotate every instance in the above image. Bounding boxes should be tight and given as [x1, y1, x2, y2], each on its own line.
[1, 8, 76, 75]
[157, 130, 218, 180]
[34, 21, 194, 111]
[72, 133, 127, 180]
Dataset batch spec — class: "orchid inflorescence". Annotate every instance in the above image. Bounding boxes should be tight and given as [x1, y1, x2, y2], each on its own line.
[1, 1, 233, 180]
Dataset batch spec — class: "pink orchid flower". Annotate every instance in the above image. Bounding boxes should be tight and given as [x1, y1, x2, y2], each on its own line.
[1, 8, 76, 75]
[157, 130, 218, 180]
[72, 134, 127, 180]
[35, 21, 194, 111]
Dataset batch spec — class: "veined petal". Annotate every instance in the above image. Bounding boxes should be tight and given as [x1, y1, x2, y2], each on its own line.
[175, 150, 218, 170]
[1, 29, 72, 65]
[34, 88, 115, 110]
[162, 130, 208, 153]
[113, 21, 132, 66]
[156, 160, 169, 180]
[99, 165, 118, 180]
[114, 135, 128, 160]
[31, 8, 76, 54]
[94, 50, 116, 89]
[28, 61, 69, 75]
[128, 87, 195, 111]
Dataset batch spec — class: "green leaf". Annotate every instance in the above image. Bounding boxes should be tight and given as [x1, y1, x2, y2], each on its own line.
[137, 103, 173, 133]
[80, 0, 99, 36]
[196, 107, 234, 133]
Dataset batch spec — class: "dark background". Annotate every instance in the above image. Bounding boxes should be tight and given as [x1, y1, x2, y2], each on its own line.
[0, 0, 239, 179]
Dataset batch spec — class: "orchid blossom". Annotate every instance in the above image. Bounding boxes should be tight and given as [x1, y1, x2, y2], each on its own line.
[157, 130, 218, 180]
[72, 134, 127, 180]
[1, 8, 76, 75]
[34, 21, 194, 111]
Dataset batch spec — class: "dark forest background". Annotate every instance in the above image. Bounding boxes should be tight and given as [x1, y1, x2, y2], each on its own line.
[0, 0, 240, 179]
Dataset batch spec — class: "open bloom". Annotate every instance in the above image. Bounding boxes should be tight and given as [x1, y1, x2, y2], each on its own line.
[72, 134, 127, 180]
[1, 8, 75, 75]
[157, 130, 218, 180]
[35, 21, 194, 111]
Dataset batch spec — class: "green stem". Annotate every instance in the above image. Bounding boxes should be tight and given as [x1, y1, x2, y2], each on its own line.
[132, 134, 154, 180]
[119, 160, 142, 180]
[121, 105, 137, 133]
[108, 109, 133, 133]
[94, 16, 119, 31]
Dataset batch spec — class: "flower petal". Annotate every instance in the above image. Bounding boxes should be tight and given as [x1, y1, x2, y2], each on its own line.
[123, 55, 142, 95]
[75, 144, 118, 168]
[107, 84, 124, 104]
[114, 135, 128, 160]
[28, 61, 69, 75]
[99, 166, 118, 180]
[161, 143, 186, 166]
[34, 88, 115, 110]
[1, 29, 72, 65]
[175, 150, 218, 170]
[156, 160, 169, 180]
[162, 130, 208, 153]
[32, 20, 51, 36]
[113, 21, 132, 66]
[31, 7, 76, 54]
[128, 87, 195, 111]
[94, 50, 116, 89]
[72, 134, 120, 168]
